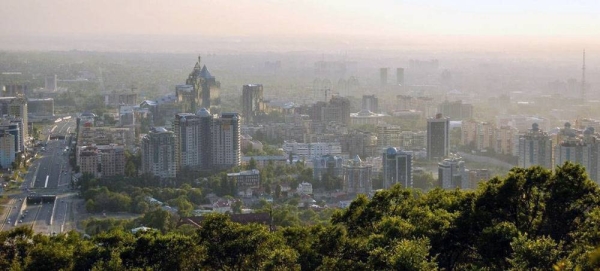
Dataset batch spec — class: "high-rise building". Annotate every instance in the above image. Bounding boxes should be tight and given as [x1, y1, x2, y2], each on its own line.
[362, 95, 379, 113]
[383, 147, 413, 189]
[0, 131, 15, 168]
[380, 68, 388, 87]
[174, 109, 240, 172]
[211, 113, 241, 170]
[45, 75, 57, 91]
[242, 84, 265, 124]
[461, 120, 495, 151]
[312, 155, 343, 181]
[98, 144, 125, 177]
[141, 127, 176, 179]
[178, 56, 221, 113]
[495, 125, 519, 156]
[377, 125, 402, 149]
[0, 120, 22, 154]
[0, 97, 27, 142]
[396, 68, 405, 86]
[438, 156, 466, 189]
[322, 96, 351, 125]
[427, 113, 450, 160]
[554, 125, 600, 182]
[342, 155, 373, 194]
[517, 123, 552, 169]
[438, 100, 473, 120]
[174, 113, 203, 171]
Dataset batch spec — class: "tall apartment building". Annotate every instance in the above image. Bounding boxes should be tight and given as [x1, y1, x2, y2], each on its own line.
[554, 126, 600, 182]
[383, 147, 413, 189]
[0, 97, 27, 142]
[427, 113, 450, 161]
[461, 120, 495, 151]
[242, 84, 265, 124]
[495, 125, 519, 156]
[518, 123, 552, 169]
[342, 155, 373, 194]
[0, 131, 15, 168]
[0, 120, 22, 154]
[212, 113, 241, 169]
[174, 109, 240, 172]
[438, 156, 466, 189]
[141, 127, 176, 179]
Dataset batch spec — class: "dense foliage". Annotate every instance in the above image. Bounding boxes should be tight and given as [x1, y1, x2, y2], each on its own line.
[4, 162, 600, 270]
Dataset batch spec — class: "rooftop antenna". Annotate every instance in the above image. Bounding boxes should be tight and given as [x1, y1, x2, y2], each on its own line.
[582, 49, 586, 103]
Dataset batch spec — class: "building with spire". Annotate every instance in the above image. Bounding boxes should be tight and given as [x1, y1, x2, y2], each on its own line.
[177, 56, 221, 113]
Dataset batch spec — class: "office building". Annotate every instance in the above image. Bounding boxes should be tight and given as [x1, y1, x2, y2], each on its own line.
[518, 123, 552, 169]
[438, 100, 473, 120]
[380, 68, 388, 87]
[438, 155, 466, 189]
[312, 155, 343, 181]
[396, 68, 405, 86]
[427, 113, 450, 160]
[0, 120, 22, 154]
[383, 147, 413, 189]
[141, 127, 176, 179]
[242, 84, 265, 124]
[228, 169, 260, 197]
[342, 155, 373, 194]
[28, 98, 54, 117]
[45, 75, 57, 91]
[283, 141, 342, 160]
[362, 95, 379, 113]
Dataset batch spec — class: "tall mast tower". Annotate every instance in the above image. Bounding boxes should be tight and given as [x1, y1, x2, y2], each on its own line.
[582, 49, 586, 103]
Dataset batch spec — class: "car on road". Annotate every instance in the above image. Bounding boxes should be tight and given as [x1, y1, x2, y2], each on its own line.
[18, 220, 22, 223]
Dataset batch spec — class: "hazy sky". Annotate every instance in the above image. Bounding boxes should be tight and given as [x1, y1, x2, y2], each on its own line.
[2, 0, 599, 51]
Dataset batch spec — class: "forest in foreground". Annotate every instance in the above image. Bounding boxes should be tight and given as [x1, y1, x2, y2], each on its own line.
[2, 162, 600, 270]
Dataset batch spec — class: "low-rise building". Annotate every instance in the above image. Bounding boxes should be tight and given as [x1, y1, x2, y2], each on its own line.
[228, 169, 260, 197]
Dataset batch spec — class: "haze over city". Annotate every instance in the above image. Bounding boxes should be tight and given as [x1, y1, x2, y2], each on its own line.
[2, 1, 600, 270]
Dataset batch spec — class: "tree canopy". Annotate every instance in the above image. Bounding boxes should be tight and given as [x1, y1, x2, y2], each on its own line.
[4, 162, 600, 270]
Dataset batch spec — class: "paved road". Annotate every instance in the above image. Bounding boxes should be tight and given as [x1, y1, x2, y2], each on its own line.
[2, 117, 77, 234]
